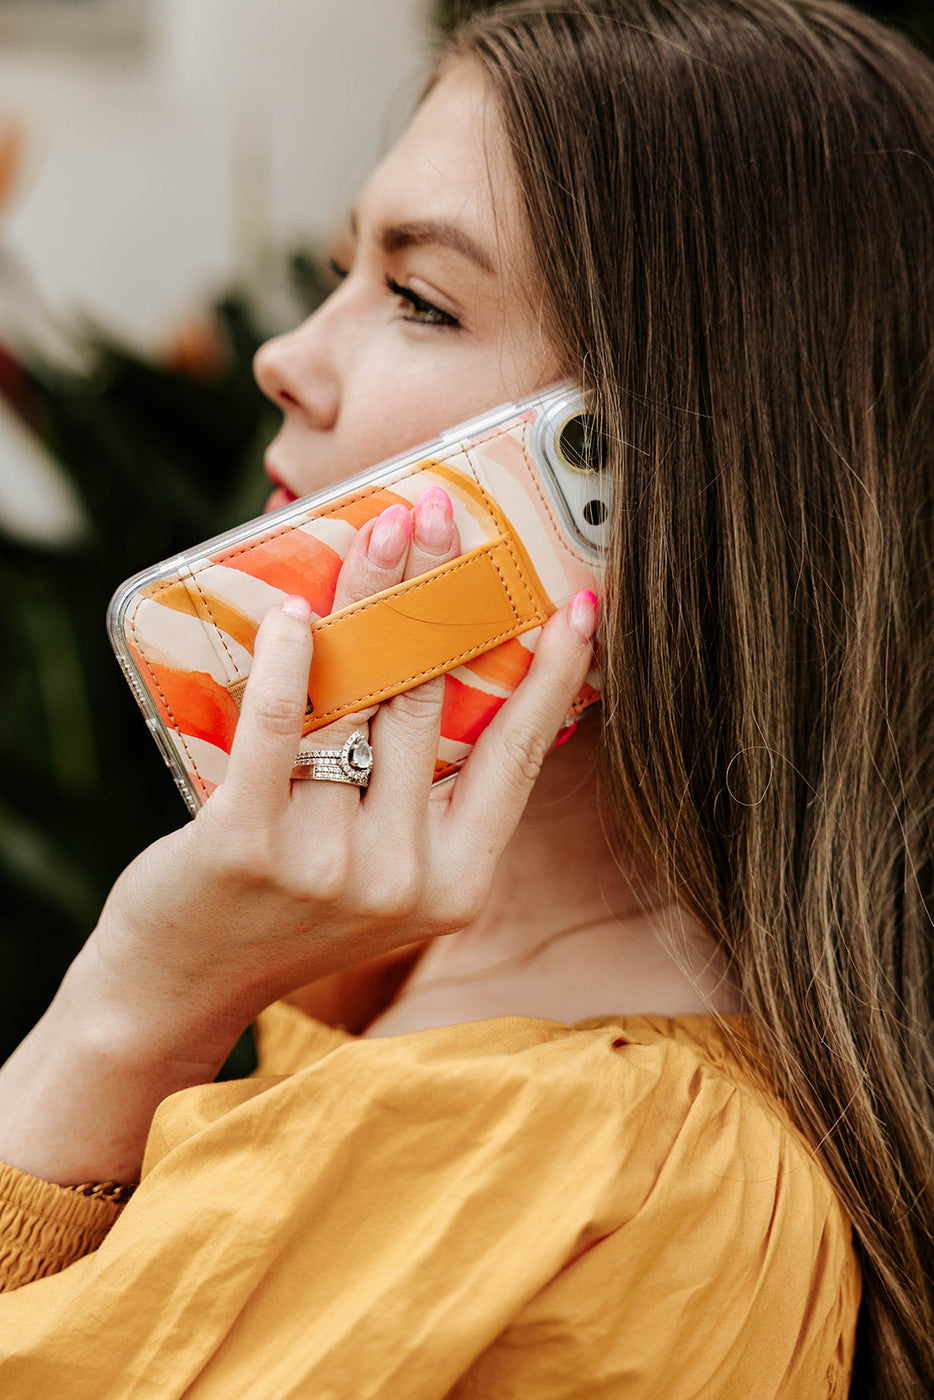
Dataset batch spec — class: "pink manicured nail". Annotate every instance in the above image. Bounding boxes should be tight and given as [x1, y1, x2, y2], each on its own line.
[568, 589, 598, 641]
[282, 594, 312, 622]
[414, 487, 454, 549]
[369, 504, 411, 565]
[553, 720, 580, 750]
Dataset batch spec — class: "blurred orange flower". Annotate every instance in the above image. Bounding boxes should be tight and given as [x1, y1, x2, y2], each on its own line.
[0, 121, 23, 213]
[163, 315, 228, 381]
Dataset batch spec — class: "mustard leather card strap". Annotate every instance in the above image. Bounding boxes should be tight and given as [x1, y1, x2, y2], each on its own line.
[298, 534, 552, 732]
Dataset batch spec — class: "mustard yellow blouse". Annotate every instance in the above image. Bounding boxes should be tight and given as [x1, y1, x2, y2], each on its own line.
[0, 1006, 859, 1398]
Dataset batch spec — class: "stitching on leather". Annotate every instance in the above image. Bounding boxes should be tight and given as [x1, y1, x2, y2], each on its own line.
[139, 471, 442, 598]
[199, 479, 417, 565]
[123, 462, 514, 788]
[514, 414, 590, 566]
[186, 572, 241, 677]
[306, 616, 526, 722]
[451, 448, 539, 616]
[311, 541, 526, 636]
[456, 415, 590, 571]
[568, 689, 601, 716]
[126, 601, 208, 794]
[306, 542, 547, 723]
[141, 422, 543, 599]
[136, 415, 561, 598]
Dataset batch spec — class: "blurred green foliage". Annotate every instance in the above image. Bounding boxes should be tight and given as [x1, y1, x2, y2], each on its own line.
[0, 273, 322, 1065]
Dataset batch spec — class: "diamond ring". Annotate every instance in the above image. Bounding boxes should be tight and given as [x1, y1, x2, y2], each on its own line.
[292, 730, 373, 788]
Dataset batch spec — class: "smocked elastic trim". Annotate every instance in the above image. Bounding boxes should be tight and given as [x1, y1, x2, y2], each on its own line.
[0, 1159, 124, 1292]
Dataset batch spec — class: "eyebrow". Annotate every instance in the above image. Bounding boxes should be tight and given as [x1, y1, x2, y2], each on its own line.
[349, 210, 497, 276]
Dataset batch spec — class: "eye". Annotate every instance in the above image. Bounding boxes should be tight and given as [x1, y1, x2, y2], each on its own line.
[326, 257, 349, 286]
[384, 275, 460, 329]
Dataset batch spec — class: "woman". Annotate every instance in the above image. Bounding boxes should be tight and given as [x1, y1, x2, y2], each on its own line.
[0, 1, 931, 1396]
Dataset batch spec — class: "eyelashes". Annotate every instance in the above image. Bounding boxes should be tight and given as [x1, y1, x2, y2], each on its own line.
[326, 258, 460, 330]
[382, 276, 459, 328]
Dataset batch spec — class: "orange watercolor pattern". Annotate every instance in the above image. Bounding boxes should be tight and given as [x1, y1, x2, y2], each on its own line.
[140, 659, 240, 753]
[321, 486, 410, 530]
[461, 636, 534, 690]
[216, 532, 344, 619]
[441, 674, 507, 746]
[144, 579, 260, 657]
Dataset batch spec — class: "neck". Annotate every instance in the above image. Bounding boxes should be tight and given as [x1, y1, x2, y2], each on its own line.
[365, 715, 742, 1037]
[455, 715, 650, 953]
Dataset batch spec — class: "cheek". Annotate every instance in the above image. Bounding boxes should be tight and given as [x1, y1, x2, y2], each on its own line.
[331, 361, 495, 473]
[271, 334, 562, 504]
[336, 345, 561, 479]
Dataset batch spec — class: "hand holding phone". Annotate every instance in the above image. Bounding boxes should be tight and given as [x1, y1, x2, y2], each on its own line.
[0, 511, 598, 1191]
[92, 511, 599, 1062]
[109, 384, 608, 813]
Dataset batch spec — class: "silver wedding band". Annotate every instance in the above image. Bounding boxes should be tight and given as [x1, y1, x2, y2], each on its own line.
[292, 730, 373, 788]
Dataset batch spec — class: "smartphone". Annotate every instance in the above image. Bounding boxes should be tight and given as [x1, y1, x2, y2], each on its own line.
[108, 382, 609, 816]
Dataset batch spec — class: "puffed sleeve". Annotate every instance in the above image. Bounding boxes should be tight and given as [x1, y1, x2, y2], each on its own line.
[0, 1015, 859, 1400]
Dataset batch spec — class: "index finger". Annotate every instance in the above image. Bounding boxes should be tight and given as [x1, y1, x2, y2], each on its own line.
[444, 591, 598, 853]
[223, 596, 314, 819]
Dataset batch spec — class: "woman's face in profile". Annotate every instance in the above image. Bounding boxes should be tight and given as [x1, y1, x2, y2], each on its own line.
[255, 60, 564, 510]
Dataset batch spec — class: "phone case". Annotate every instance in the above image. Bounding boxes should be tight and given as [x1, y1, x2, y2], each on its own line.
[108, 385, 604, 815]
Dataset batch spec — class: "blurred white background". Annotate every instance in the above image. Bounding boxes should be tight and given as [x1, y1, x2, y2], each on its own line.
[0, 0, 431, 348]
[0, 0, 433, 539]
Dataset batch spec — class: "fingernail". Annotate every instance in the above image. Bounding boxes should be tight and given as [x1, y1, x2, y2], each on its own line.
[414, 487, 454, 549]
[568, 589, 598, 641]
[282, 594, 312, 622]
[553, 719, 580, 750]
[369, 504, 411, 565]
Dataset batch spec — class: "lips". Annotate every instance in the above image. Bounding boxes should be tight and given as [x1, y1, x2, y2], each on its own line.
[264, 484, 298, 514]
[263, 457, 299, 514]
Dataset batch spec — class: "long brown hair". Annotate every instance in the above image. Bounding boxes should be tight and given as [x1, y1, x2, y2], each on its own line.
[446, 1, 934, 1394]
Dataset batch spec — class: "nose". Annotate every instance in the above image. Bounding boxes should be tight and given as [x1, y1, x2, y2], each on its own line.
[253, 311, 340, 431]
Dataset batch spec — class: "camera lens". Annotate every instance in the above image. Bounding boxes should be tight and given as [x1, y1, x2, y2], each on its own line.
[557, 414, 600, 472]
[583, 499, 607, 526]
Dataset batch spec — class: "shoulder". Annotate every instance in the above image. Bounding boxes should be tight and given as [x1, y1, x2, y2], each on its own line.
[341, 1011, 860, 1398]
[409, 1012, 860, 1400]
[573, 1014, 856, 1282]
[253, 1003, 849, 1238]
[360, 1012, 860, 1348]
